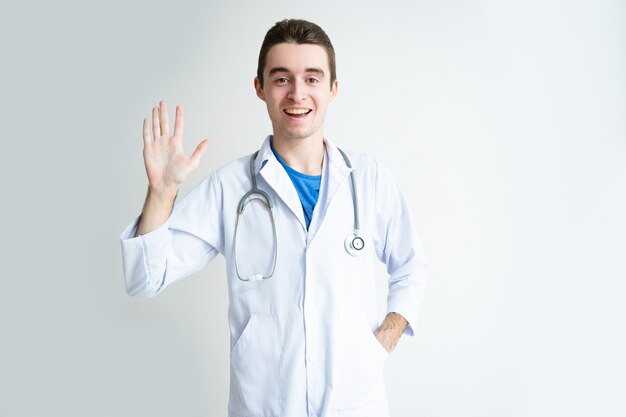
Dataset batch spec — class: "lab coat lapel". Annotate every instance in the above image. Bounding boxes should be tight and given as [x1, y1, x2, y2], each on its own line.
[255, 137, 307, 231]
[308, 139, 353, 238]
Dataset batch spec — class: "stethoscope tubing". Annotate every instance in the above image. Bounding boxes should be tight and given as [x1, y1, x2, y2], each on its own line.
[234, 148, 363, 282]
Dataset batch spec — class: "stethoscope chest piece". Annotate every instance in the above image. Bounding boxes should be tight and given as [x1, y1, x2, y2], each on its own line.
[344, 233, 365, 257]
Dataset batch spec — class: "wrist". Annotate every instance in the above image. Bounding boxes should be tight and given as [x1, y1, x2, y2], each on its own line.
[377, 313, 407, 338]
[147, 184, 179, 204]
[374, 313, 408, 353]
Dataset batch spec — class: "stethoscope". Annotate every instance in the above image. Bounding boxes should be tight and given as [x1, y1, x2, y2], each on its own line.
[234, 148, 364, 282]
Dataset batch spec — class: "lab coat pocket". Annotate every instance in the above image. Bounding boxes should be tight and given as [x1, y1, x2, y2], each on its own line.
[332, 311, 388, 411]
[367, 327, 390, 361]
[229, 314, 281, 417]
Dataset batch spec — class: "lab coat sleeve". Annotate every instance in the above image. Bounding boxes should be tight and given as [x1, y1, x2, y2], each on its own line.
[373, 159, 429, 336]
[119, 172, 224, 297]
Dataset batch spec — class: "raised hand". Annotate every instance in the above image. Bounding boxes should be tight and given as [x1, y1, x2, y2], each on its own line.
[142, 100, 209, 192]
[135, 100, 209, 236]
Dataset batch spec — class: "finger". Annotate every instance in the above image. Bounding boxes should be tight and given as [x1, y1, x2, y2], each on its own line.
[152, 106, 161, 138]
[142, 118, 151, 145]
[173, 105, 184, 138]
[159, 100, 170, 137]
[190, 139, 209, 168]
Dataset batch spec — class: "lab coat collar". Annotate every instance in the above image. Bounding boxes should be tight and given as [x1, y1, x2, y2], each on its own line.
[252, 135, 352, 178]
[253, 135, 275, 174]
[252, 136, 354, 234]
[323, 137, 354, 179]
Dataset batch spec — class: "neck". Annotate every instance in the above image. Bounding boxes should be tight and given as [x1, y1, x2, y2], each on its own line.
[271, 134, 324, 175]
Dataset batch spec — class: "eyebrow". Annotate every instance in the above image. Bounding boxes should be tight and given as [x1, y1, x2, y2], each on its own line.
[268, 67, 326, 77]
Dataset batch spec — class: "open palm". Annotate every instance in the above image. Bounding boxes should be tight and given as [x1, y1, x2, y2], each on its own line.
[142, 101, 208, 190]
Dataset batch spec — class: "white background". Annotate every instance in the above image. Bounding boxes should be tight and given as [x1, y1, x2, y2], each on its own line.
[1, 0, 624, 416]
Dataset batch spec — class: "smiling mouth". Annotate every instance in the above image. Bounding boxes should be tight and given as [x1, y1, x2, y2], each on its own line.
[284, 108, 312, 118]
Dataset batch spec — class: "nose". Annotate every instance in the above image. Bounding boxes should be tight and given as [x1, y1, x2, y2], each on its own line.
[287, 79, 306, 101]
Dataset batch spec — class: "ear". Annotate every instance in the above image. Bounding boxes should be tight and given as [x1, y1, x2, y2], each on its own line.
[328, 79, 339, 102]
[254, 77, 266, 101]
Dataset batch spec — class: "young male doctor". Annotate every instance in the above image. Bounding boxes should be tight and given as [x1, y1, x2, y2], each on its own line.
[120, 19, 428, 417]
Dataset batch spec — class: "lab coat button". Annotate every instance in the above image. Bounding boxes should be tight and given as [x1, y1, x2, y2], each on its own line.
[307, 354, 317, 363]
[305, 300, 314, 309]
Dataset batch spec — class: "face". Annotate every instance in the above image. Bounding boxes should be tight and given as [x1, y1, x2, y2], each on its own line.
[255, 43, 338, 143]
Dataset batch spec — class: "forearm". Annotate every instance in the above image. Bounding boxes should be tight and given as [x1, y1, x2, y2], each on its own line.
[374, 312, 408, 353]
[135, 185, 179, 236]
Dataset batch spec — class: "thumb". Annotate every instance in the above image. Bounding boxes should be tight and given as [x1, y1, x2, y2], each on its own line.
[190, 139, 210, 167]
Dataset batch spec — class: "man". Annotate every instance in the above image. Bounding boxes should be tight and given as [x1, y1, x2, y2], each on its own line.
[121, 19, 428, 417]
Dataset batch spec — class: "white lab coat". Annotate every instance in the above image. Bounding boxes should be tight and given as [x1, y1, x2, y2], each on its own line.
[120, 136, 428, 417]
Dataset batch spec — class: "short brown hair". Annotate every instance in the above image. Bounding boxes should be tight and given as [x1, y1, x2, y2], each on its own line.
[257, 19, 336, 88]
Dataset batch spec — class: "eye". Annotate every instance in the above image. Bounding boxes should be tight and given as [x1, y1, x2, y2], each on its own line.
[307, 77, 320, 84]
[275, 77, 289, 85]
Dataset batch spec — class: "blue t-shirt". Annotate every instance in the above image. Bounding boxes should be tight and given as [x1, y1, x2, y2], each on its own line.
[271, 142, 321, 230]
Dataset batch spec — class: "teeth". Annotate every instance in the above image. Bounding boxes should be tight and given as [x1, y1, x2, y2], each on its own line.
[285, 108, 310, 115]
